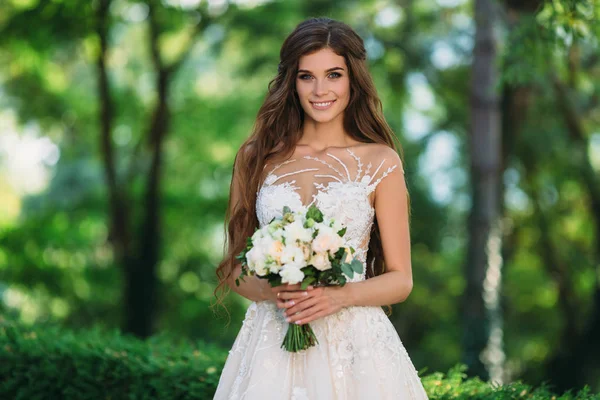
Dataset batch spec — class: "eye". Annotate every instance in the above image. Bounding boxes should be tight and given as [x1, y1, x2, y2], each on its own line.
[298, 74, 312, 80]
[329, 72, 342, 78]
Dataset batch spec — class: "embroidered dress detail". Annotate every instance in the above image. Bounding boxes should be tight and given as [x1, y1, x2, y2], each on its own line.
[215, 147, 427, 400]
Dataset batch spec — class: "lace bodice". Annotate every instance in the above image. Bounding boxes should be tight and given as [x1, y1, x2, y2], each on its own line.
[255, 145, 403, 282]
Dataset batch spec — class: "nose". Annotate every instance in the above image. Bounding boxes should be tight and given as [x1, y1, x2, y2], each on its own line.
[313, 78, 329, 97]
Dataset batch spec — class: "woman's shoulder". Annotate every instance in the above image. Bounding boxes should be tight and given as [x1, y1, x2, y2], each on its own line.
[362, 143, 403, 172]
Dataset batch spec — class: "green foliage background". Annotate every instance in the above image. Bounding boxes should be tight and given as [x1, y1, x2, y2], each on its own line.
[0, 0, 598, 393]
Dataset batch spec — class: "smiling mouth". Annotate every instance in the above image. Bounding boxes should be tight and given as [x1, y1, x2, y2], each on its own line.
[310, 100, 336, 110]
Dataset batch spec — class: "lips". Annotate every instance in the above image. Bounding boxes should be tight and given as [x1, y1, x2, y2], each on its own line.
[310, 99, 336, 110]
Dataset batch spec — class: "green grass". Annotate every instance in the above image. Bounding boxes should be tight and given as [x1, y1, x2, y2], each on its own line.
[1, 316, 597, 399]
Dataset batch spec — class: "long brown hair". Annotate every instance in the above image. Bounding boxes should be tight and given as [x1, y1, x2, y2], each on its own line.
[213, 17, 407, 310]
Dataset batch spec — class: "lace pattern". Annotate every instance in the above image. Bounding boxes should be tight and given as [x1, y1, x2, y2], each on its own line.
[255, 148, 398, 283]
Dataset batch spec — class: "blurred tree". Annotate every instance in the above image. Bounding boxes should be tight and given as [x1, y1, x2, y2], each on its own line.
[499, 0, 600, 390]
[462, 0, 503, 382]
[95, 0, 216, 337]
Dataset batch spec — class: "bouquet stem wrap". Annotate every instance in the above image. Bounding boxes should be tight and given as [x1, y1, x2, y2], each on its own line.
[282, 322, 319, 352]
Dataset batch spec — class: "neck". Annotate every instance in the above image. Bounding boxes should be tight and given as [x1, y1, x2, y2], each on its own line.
[298, 117, 352, 149]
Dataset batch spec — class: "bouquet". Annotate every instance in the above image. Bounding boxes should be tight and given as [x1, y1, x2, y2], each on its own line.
[235, 204, 364, 352]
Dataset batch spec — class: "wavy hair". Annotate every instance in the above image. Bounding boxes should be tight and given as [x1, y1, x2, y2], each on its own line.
[214, 17, 406, 311]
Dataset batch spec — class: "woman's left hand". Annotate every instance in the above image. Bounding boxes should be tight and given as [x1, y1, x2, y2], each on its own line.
[282, 286, 349, 325]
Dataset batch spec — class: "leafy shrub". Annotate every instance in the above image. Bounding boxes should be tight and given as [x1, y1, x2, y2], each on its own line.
[0, 316, 226, 399]
[1, 316, 597, 399]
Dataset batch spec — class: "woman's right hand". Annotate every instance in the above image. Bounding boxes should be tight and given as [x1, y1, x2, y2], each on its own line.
[270, 283, 315, 310]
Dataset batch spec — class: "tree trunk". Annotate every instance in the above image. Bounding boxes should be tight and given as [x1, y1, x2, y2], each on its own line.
[545, 71, 600, 393]
[462, 0, 503, 382]
[121, 1, 173, 338]
[95, 0, 200, 337]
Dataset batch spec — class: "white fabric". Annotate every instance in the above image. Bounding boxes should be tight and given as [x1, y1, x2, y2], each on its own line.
[214, 147, 428, 399]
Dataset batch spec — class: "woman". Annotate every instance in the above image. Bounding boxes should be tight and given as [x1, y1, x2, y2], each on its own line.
[214, 17, 428, 400]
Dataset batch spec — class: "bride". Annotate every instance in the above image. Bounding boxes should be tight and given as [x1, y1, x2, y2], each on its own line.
[213, 17, 428, 400]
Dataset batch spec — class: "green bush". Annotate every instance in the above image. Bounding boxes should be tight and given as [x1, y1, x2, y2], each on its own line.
[0, 316, 226, 399]
[1, 316, 598, 399]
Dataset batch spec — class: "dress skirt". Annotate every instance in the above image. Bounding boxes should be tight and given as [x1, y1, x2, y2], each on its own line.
[214, 301, 428, 400]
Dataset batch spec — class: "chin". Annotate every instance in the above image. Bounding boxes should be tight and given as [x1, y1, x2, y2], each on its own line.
[304, 108, 343, 124]
[309, 114, 333, 123]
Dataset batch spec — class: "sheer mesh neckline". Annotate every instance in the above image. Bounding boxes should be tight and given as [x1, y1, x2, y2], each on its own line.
[260, 147, 392, 209]
[257, 146, 401, 212]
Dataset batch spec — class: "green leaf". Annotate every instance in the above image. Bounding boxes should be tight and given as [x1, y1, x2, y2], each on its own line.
[351, 259, 363, 274]
[341, 263, 354, 278]
[306, 204, 323, 222]
[337, 226, 347, 237]
[268, 275, 282, 287]
[301, 276, 316, 290]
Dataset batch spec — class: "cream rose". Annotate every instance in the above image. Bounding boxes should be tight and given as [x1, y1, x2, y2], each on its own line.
[309, 251, 332, 271]
[312, 226, 344, 253]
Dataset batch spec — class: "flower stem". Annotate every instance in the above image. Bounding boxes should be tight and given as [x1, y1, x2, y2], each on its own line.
[281, 323, 319, 352]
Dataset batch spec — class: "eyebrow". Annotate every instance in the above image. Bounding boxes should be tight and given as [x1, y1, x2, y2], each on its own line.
[297, 67, 345, 74]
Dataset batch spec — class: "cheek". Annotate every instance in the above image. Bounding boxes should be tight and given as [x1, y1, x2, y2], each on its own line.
[335, 80, 350, 100]
[296, 82, 311, 100]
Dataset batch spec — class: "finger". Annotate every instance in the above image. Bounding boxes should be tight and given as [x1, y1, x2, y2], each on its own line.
[271, 284, 295, 294]
[276, 299, 290, 309]
[277, 298, 301, 309]
[284, 283, 304, 291]
[285, 304, 323, 324]
[297, 310, 326, 325]
[284, 297, 319, 316]
[306, 287, 323, 297]
[272, 287, 302, 301]
[278, 293, 315, 310]
[273, 283, 315, 293]
[278, 290, 310, 301]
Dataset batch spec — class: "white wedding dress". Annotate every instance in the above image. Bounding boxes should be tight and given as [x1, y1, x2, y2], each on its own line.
[214, 146, 428, 400]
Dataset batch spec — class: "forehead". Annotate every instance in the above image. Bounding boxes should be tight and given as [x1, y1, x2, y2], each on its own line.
[298, 48, 346, 70]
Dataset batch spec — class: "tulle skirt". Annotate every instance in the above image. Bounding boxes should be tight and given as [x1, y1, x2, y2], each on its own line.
[214, 301, 428, 400]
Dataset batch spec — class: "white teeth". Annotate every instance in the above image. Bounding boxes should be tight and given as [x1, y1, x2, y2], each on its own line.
[313, 101, 333, 107]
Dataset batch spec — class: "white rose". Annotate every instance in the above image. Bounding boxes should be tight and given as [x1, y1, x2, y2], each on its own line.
[283, 219, 313, 244]
[270, 227, 285, 241]
[280, 265, 305, 285]
[246, 246, 268, 276]
[300, 243, 311, 260]
[280, 245, 307, 268]
[312, 226, 344, 253]
[309, 251, 332, 271]
[251, 229, 264, 242]
[266, 258, 281, 274]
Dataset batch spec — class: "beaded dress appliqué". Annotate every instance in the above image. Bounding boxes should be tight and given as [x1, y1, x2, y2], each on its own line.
[214, 147, 428, 400]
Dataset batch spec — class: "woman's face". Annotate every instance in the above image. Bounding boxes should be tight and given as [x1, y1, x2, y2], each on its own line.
[295, 48, 350, 124]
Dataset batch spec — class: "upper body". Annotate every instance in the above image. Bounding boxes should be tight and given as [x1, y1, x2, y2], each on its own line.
[215, 18, 414, 327]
